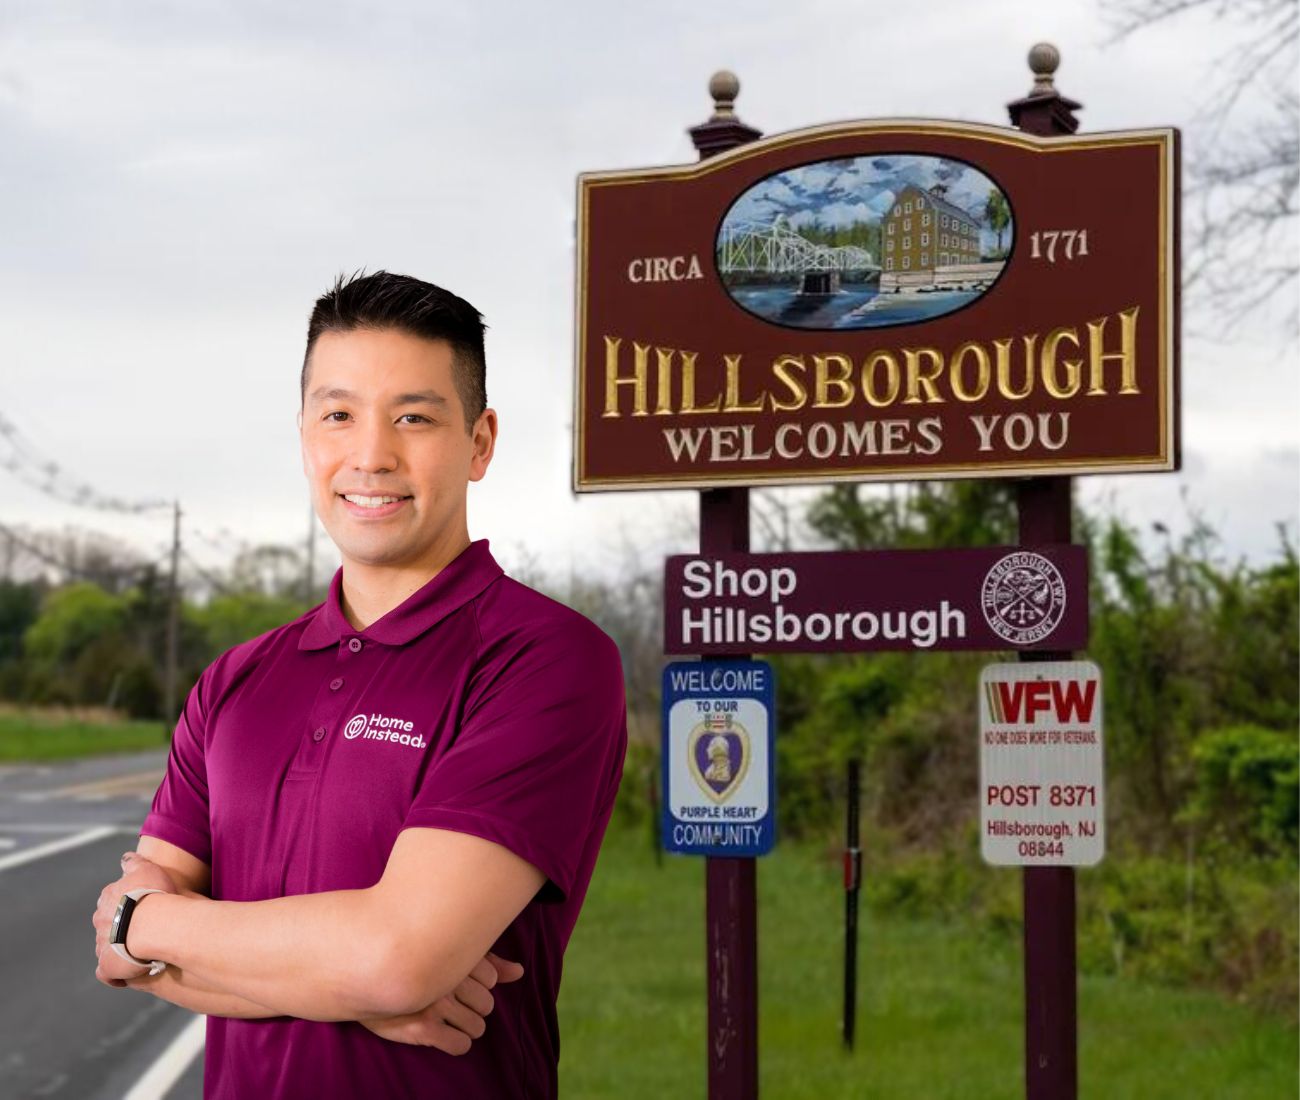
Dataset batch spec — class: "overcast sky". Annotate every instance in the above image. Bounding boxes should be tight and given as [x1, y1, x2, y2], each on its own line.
[1, 0, 1295, 589]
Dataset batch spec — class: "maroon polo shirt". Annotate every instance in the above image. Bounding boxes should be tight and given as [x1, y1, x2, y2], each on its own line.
[138, 540, 627, 1099]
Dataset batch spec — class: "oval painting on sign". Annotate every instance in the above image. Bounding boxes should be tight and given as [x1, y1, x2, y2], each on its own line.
[715, 154, 1014, 330]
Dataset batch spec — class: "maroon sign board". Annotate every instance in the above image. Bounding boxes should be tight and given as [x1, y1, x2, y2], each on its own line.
[574, 120, 1179, 491]
[664, 545, 1088, 654]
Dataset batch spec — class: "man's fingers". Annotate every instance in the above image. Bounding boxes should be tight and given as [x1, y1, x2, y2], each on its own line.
[467, 956, 498, 990]
[433, 995, 487, 1040]
[422, 1021, 471, 1056]
[485, 951, 525, 983]
[452, 977, 494, 1018]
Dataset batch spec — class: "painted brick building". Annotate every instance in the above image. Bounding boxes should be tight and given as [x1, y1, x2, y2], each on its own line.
[881, 183, 981, 275]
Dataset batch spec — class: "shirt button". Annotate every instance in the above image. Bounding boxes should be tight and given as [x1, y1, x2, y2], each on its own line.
[329, 677, 344, 691]
[312, 727, 326, 742]
[348, 638, 363, 653]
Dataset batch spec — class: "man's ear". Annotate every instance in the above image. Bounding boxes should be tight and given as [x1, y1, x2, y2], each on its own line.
[468, 408, 498, 483]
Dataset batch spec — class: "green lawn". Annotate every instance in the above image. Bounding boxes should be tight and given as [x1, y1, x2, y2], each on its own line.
[558, 824, 1298, 1099]
[0, 711, 168, 761]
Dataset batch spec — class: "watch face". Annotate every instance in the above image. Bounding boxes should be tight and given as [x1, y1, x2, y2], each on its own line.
[110, 896, 133, 944]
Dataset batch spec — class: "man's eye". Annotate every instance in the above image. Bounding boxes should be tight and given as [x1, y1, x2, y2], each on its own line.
[399, 414, 430, 425]
[324, 411, 350, 422]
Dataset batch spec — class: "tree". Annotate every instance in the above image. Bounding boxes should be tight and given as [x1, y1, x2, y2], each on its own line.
[983, 189, 1011, 255]
[1105, 0, 1299, 331]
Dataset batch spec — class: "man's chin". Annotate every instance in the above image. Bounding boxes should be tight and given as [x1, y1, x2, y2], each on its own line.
[330, 533, 417, 568]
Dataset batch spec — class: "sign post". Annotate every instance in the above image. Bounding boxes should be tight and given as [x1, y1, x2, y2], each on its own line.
[690, 74, 763, 1100]
[1005, 44, 1111, 1100]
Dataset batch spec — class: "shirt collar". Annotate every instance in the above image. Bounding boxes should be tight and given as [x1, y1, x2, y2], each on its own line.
[297, 539, 504, 651]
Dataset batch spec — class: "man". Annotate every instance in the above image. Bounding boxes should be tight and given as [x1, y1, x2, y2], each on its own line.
[90, 271, 628, 1098]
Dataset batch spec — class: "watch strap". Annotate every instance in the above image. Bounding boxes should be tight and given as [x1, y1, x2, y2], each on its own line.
[110, 888, 168, 975]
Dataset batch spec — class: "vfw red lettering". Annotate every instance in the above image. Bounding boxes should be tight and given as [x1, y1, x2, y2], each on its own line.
[993, 678, 1096, 724]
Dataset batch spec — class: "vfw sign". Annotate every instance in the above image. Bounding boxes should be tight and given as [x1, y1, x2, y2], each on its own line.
[979, 661, 1105, 867]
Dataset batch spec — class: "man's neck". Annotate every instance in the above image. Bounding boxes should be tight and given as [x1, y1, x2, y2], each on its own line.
[338, 534, 472, 631]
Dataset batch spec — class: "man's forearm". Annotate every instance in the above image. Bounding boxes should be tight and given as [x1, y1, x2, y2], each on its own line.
[126, 967, 289, 1020]
[128, 889, 398, 1022]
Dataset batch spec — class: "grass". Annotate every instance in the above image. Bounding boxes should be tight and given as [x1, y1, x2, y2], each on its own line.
[558, 823, 1299, 1099]
[0, 707, 168, 761]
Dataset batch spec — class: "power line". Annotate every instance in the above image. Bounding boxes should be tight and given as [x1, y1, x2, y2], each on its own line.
[0, 412, 170, 514]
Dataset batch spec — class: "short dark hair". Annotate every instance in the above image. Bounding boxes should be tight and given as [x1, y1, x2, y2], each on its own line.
[301, 270, 487, 428]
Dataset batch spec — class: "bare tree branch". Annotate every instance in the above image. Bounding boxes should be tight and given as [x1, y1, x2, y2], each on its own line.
[1103, 0, 1299, 334]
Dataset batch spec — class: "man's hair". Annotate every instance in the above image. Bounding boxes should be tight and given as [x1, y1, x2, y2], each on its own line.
[301, 270, 487, 429]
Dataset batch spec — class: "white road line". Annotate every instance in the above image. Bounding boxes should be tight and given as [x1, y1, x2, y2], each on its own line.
[0, 822, 119, 832]
[123, 1014, 205, 1100]
[0, 824, 128, 872]
[11, 768, 163, 804]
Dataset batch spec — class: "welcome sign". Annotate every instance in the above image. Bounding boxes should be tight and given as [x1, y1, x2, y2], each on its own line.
[573, 119, 1179, 490]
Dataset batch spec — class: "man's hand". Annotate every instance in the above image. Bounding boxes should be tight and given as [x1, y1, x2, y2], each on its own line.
[358, 952, 525, 1055]
[93, 851, 179, 987]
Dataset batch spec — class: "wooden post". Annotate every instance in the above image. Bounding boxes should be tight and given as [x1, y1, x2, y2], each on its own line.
[842, 757, 863, 1051]
[689, 72, 762, 1100]
[1008, 44, 1081, 1100]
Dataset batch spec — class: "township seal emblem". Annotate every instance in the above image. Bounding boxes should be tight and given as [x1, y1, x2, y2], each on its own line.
[687, 716, 751, 803]
[980, 552, 1067, 645]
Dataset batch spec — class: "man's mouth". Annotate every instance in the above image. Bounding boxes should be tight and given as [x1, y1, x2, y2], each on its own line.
[337, 493, 413, 511]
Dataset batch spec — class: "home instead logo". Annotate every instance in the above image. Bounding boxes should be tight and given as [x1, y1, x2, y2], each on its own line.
[343, 713, 428, 749]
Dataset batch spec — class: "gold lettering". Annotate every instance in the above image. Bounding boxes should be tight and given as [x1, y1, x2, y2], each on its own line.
[1086, 306, 1140, 395]
[995, 336, 1035, 400]
[860, 351, 900, 407]
[1041, 327, 1082, 399]
[653, 348, 674, 415]
[770, 355, 808, 412]
[813, 354, 855, 408]
[903, 347, 945, 404]
[603, 336, 649, 417]
[723, 354, 765, 413]
[679, 352, 721, 414]
[949, 342, 991, 403]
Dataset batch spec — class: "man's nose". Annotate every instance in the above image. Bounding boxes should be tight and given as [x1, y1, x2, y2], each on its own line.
[351, 418, 400, 473]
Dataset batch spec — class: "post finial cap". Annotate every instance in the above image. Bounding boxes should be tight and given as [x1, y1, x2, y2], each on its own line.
[708, 70, 740, 118]
[1027, 42, 1060, 96]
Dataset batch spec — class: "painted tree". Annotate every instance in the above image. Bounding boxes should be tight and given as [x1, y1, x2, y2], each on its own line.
[983, 189, 1011, 255]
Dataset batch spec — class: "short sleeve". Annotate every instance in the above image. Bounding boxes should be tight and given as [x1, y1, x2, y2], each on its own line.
[400, 618, 627, 903]
[139, 673, 213, 867]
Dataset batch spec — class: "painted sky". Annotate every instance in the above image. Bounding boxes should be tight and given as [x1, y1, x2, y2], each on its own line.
[0, 0, 1294, 587]
[723, 154, 1011, 253]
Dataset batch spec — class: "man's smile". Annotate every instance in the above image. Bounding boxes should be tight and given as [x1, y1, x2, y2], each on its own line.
[337, 492, 414, 517]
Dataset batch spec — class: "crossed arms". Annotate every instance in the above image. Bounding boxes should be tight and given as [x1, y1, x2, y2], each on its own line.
[92, 828, 545, 1050]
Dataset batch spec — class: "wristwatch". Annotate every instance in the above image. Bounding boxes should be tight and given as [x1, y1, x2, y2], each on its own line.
[109, 887, 168, 976]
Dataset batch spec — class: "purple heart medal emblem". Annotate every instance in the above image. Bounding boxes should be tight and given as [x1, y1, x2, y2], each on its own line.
[688, 716, 751, 803]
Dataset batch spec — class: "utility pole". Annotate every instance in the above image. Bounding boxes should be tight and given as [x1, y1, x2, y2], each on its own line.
[305, 497, 317, 603]
[164, 499, 181, 722]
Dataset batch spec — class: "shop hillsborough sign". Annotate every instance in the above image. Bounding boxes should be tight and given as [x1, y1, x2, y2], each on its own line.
[573, 119, 1179, 491]
[663, 545, 1089, 655]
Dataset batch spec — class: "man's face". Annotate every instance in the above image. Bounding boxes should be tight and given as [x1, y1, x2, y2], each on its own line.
[298, 328, 495, 570]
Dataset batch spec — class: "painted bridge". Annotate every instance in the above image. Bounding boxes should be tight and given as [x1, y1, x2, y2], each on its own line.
[716, 216, 880, 278]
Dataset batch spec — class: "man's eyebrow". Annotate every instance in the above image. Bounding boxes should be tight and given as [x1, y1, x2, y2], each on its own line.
[308, 386, 448, 407]
[391, 390, 449, 407]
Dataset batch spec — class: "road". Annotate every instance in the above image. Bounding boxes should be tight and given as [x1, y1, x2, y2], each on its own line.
[0, 750, 204, 1100]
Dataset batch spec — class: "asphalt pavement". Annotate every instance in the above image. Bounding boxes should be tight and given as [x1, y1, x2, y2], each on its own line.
[0, 750, 205, 1100]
